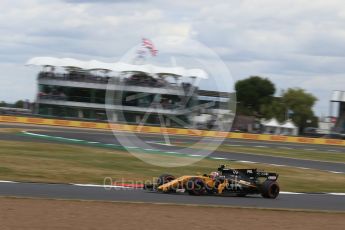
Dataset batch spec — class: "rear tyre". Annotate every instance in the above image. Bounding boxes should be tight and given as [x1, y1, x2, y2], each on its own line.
[261, 180, 280, 199]
[185, 178, 207, 196]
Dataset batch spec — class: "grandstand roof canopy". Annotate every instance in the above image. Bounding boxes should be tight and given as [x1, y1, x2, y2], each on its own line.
[331, 90, 345, 102]
[26, 57, 208, 79]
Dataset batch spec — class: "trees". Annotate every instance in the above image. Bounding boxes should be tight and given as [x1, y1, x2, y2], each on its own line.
[281, 88, 318, 133]
[260, 88, 318, 132]
[14, 100, 24, 108]
[235, 76, 318, 134]
[235, 76, 275, 116]
[260, 97, 287, 122]
[0, 101, 6, 107]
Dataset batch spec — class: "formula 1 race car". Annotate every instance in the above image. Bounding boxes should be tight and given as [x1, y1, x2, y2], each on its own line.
[144, 165, 280, 199]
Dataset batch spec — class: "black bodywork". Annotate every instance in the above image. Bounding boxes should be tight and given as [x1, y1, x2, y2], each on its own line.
[215, 165, 279, 197]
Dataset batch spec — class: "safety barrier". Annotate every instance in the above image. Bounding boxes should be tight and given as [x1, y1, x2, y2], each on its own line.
[1, 115, 345, 146]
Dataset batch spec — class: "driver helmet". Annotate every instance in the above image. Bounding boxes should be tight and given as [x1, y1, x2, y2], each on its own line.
[210, 171, 219, 179]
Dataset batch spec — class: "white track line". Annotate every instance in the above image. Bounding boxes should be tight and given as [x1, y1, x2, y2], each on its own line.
[280, 191, 304, 195]
[211, 157, 227, 160]
[328, 171, 344, 174]
[269, 164, 286, 167]
[278, 147, 292, 149]
[296, 167, 311, 170]
[73, 183, 131, 189]
[146, 141, 175, 146]
[166, 151, 179, 154]
[329, 193, 345, 196]
[0, 180, 19, 183]
[238, 160, 257, 164]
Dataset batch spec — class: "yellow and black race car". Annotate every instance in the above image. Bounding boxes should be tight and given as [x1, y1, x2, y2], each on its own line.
[144, 165, 280, 199]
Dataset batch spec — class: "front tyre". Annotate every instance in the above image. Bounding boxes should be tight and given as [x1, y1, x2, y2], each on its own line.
[185, 178, 207, 196]
[157, 174, 175, 186]
[156, 174, 176, 193]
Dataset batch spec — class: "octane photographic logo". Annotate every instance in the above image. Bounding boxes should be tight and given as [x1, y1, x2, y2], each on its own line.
[105, 36, 236, 167]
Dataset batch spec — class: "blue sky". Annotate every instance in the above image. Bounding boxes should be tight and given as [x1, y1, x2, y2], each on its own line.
[1, 0, 345, 116]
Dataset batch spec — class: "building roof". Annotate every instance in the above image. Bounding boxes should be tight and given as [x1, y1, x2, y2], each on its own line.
[331, 90, 345, 102]
[26, 56, 208, 79]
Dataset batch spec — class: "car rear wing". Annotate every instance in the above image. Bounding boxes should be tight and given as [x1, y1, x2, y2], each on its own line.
[256, 171, 279, 181]
[218, 165, 279, 181]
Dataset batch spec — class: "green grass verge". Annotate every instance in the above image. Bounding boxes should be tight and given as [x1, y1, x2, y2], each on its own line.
[0, 128, 25, 134]
[0, 140, 344, 192]
[171, 142, 345, 163]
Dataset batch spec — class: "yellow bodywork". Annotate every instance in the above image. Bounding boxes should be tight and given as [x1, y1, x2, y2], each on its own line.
[158, 175, 217, 193]
[157, 175, 257, 194]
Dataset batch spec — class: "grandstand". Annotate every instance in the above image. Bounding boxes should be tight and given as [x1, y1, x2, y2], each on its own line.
[331, 90, 345, 133]
[27, 57, 234, 130]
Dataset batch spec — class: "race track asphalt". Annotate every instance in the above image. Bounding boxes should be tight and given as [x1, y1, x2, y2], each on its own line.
[0, 181, 344, 212]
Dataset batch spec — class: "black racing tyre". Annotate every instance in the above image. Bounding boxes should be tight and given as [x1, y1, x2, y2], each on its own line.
[185, 177, 207, 196]
[261, 180, 280, 199]
[156, 174, 176, 186]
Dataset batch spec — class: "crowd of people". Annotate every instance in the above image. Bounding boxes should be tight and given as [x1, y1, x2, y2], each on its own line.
[39, 71, 195, 91]
[38, 91, 67, 101]
[38, 71, 111, 84]
[124, 73, 168, 88]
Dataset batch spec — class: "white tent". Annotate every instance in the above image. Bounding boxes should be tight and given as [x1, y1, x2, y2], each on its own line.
[262, 118, 280, 127]
[261, 118, 298, 136]
[261, 118, 281, 135]
[280, 120, 298, 136]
